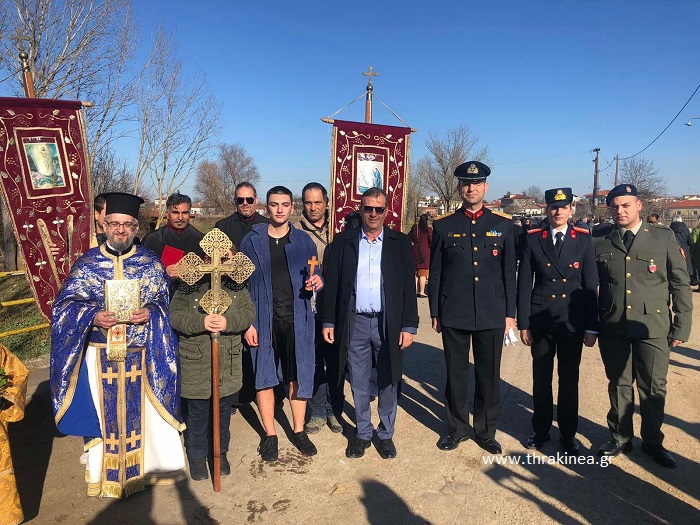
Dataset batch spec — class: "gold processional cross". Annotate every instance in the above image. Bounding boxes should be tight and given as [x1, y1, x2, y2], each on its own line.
[173, 228, 255, 492]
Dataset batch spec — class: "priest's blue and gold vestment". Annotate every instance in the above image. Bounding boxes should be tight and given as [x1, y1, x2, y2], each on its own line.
[50, 244, 185, 498]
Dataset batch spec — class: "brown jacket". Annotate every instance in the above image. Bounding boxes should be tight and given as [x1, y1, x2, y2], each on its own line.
[293, 214, 330, 263]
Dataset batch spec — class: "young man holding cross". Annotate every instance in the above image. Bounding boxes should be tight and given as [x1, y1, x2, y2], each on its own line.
[240, 186, 324, 461]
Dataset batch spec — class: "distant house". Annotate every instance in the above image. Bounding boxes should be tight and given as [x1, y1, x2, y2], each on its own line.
[668, 197, 700, 223]
[584, 189, 610, 208]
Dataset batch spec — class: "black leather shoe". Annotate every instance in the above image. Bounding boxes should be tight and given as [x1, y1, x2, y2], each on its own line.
[291, 431, 318, 457]
[219, 453, 231, 476]
[475, 436, 502, 454]
[189, 458, 208, 481]
[258, 435, 279, 462]
[525, 433, 551, 450]
[641, 442, 676, 468]
[597, 439, 632, 457]
[437, 434, 469, 451]
[378, 438, 397, 459]
[346, 437, 372, 458]
[560, 437, 580, 455]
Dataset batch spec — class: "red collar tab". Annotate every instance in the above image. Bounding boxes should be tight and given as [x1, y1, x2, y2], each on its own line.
[570, 228, 577, 239]
[463, 207, 484, 220]
[541, 229, 548, 239]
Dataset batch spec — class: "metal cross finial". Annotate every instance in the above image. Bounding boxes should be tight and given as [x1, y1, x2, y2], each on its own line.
[363, 66, 379, 87]
[9, 27, 30, 53]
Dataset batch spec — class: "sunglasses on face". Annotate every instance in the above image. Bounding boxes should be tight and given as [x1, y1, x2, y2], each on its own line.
[236, 197, 255, 205]
[362, 206, 386, 215]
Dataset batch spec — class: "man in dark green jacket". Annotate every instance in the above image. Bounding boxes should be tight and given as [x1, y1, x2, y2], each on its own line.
[170, 278, 255, 481]
[593, 184, 693, 468]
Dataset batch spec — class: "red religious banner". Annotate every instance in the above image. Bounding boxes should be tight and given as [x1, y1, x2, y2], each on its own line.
[0, 97, 93, 321]
[329, 120, 411, 236]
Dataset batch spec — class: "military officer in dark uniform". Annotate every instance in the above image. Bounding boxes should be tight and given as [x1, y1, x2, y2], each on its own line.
[593, 184, 692, 468]
[429, 161, 517, 454]
[517, 187, 599, 455]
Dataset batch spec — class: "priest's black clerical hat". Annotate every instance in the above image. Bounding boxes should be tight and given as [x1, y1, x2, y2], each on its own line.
[103, 192, 145, 219]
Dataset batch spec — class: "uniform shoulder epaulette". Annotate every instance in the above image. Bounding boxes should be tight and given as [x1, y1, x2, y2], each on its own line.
[490, 210, 512, 220]
[573, 226, 590, 234]
[432, 212, 451, 221]
[528, 228, 544, 235]
[650, 223, 670, 230]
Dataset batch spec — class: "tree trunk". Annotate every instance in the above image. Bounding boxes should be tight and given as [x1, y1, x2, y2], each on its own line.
[1, 198, 17, 271]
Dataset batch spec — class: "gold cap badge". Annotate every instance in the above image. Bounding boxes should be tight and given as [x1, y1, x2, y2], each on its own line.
[625, 186, 632, 193]
[467, 164, 479, 174]
[554, 189, 566, 201]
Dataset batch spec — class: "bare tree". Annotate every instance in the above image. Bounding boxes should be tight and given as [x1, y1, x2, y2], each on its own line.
[194, 143, 260, 215]
[421, 125, 489, 212]
[130, 29, 221, 226]
[91, 147, 135, 195]
[521, 186, 544, 203]
[0, 0, 153, 268]
[620, 158, 667, 201]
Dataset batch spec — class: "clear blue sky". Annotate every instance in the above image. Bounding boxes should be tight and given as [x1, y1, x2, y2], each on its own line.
[130, 0, 700, 201]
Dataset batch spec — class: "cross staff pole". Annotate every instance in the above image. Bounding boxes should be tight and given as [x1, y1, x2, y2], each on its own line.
[173, 228, 255, 492]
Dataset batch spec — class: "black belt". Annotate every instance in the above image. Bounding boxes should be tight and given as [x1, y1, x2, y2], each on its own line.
[356, 311, 383, 318]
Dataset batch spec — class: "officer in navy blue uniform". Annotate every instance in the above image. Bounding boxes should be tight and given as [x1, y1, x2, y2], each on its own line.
[517, 187, 599, 455]
[429, 161, 516, 454]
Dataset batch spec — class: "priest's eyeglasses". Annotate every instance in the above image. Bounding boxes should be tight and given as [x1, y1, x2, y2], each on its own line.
[105, 221, 138, 230]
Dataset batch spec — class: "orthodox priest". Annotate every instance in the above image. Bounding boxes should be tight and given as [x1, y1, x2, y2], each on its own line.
[50, 192, 186, 499]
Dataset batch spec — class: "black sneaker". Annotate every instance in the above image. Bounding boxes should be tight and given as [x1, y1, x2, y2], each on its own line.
[291, 431, 318, 457]
[189, 458, 208, 481]
[258, 435, 279, 462]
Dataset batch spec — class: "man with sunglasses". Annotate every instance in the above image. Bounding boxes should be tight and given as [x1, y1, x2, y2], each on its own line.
[322, 188, 419, 459]
[429, 161, 516, 455]
[215, 182, 269, 251]
[51, 192, 185, 498]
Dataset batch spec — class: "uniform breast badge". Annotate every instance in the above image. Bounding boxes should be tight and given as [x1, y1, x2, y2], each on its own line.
[648, 259, 657, 273]
[573, 262, 580, 269]
[492, 246, 499, 257]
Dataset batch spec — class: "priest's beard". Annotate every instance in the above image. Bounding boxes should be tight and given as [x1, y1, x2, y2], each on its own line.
[107, 231, 137, 253]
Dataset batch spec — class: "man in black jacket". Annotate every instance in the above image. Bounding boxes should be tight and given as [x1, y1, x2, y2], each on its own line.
[517, 187, 599, 455]
[215, 182, 268, 251]
[322, 187, 419, 460]
[428, 161, 516, 455]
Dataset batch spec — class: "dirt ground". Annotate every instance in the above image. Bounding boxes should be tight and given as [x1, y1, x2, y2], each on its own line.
[9, 295, 700, 524]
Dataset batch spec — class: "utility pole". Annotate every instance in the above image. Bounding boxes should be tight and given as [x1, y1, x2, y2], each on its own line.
[614, 154, 619, 186]
[592, 148, 600, 218]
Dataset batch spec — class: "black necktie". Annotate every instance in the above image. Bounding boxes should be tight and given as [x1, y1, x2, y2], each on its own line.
[555, 231, 564, 257]
[622, 230, 635, 251]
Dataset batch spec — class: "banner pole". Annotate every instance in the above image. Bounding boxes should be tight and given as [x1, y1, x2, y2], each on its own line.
[363, 66, 379, 123]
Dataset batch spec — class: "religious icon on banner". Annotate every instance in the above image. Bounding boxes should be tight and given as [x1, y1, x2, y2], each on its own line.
[23, 139, 67, 190]
[356, 153, 384, 193]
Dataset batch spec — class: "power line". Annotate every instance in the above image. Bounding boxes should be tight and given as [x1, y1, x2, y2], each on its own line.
[620, 82, 700, 161]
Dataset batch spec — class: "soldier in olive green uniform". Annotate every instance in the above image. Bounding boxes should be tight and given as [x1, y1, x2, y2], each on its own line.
[592, 184, 692, 468]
